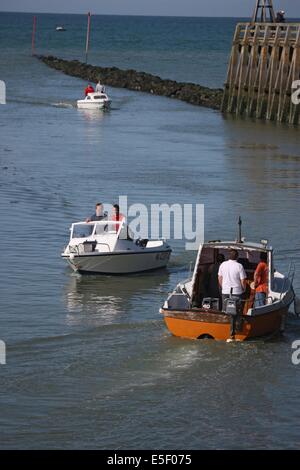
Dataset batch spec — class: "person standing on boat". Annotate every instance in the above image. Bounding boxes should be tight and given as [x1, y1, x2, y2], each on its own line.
[218, 250, 247, 307]
[112, 204, 125, 233]
[253, 252, 268, 307]
[96, 80, 105, 94]
[84, 83, 95, 96]
[86, 203, 107, 223]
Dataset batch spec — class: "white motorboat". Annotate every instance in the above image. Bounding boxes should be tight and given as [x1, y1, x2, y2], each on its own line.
[77, 92, 111, 110]
[61, 219, 172, 274]
[56, 26, 66, 31]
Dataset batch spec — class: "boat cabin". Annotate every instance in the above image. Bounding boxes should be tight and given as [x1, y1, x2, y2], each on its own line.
[85, 92, 108, 101]
[165, 239, 294, 317]
[191, 241, 273, 311]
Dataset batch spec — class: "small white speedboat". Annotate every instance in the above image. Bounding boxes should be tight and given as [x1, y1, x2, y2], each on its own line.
[61, 219, 172, 274]
[77, 92, 111, 110]
[56, 26, 66, 31]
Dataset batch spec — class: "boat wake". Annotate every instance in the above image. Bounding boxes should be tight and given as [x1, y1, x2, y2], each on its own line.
[52, 102, 74, 109]
[9, 98, 75, 109]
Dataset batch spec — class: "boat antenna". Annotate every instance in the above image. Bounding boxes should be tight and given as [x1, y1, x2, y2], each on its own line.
[237, 216, 242, 243]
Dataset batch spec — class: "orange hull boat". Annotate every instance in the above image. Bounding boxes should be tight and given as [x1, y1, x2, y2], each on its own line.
[161, 306, 288, 341]
[160, 227, 295, 342]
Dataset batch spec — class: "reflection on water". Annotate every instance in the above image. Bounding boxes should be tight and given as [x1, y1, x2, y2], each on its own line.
[64, 270, 170, 326]
[65, 277, 123, 321]
[217, 116, 300, 261]
[77, 108, 107, 122]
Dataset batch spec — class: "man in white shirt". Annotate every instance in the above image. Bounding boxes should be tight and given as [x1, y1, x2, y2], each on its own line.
[96, 80, 102, 92]
[218, 249, 247, 307]
[96, 80, 105, 94]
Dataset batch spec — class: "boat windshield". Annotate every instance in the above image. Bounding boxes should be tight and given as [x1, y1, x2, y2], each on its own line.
[72, 224, 95, 239]
[94, 222, 119, 235]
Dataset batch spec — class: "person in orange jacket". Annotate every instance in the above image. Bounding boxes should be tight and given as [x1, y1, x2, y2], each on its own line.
[254, 252, 268, 307]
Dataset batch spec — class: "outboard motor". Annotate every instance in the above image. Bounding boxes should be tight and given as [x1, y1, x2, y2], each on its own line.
[224, 289, 244, 339]
[224, 298, 240, 316]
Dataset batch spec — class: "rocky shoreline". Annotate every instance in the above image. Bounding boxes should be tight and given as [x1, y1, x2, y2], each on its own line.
[37, 55, 223, 110]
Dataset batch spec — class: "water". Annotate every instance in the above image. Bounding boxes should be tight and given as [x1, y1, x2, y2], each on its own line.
[0, 12, 300, 449]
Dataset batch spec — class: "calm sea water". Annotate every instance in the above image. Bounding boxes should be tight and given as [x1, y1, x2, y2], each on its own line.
[0, 12, 300, 450]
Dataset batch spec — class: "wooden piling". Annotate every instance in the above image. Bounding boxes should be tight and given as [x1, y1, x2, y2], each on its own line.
[222, 22, 300, 125]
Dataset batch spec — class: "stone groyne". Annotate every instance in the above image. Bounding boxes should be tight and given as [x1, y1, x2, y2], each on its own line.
[38, 55, 223, 110]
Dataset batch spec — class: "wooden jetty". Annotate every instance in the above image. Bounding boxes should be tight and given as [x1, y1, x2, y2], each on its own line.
[222, 3, 300, 124]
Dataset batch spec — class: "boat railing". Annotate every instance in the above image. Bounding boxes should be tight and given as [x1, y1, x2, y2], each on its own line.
[71, 219, 126, 238]
[280, 261, 295, 300]
[181, 285, 192, 301]
[73, 243, 87, 255]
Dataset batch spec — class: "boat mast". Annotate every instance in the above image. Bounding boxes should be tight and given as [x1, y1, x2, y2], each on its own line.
[85, 12, 91, 63]
[237, 216, 242, 243]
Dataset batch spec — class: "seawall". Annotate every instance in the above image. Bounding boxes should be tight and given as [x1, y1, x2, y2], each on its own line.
[37, 55, 223, 110]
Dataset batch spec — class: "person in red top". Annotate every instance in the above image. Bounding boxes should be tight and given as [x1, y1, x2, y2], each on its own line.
[254, 252, 268, 307]
[84, 83, 95, 96]
[112, 204, 125, 233]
